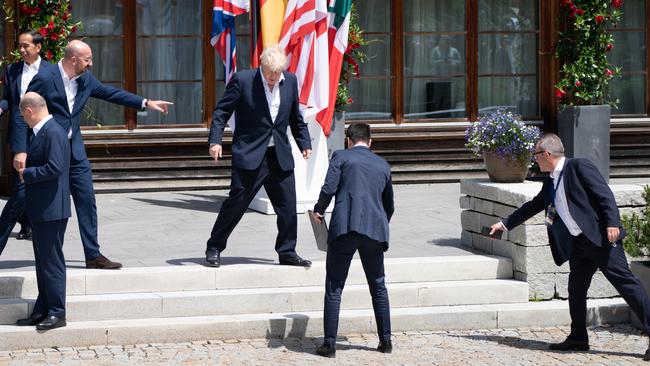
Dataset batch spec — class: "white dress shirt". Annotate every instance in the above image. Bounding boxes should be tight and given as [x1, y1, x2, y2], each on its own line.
[20, 57, 42, 98]
[32, 114, 54, 138]
[552, 157, 583, 236]
[57, 61, 81, 114]
[260, 68, 285, 147]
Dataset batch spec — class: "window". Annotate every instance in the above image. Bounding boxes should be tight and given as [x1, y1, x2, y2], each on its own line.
[478, 0, 539, 117]
[72, 0, 126, 126]
[348, 0, 392, 121]
[609, 0, 646, 115]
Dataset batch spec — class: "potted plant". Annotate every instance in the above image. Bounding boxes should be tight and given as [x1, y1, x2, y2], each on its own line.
[624, 185, 650, 323]
[554, 0, 623, 181]
[327, 4, 367, 156]
[465, 109, 541, 183]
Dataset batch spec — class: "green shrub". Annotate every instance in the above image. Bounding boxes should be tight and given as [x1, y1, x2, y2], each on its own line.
[622, 185, 650, 257]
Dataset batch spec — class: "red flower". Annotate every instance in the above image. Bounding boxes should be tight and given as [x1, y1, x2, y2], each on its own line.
[38, 27, 48, 37]
[62, 12, 70, 21]
[612, 0, 623, 8]
[555, 88, 567, 99]
[575, 80, 582, 87]
[71, 25, 78, 33]
[347, 97, 353, 104]
[576, 8, 584, 15]
[595, 15, 605, 24]
[560, 0, 572, 7]
[605, 69, 614, 77]
[47, 21, 55, 30]
[50, 32, 59, 41]
[33, 6, 41, 14]
[19, 5, 29, 14]
[606, 43, 614, 51]
[45, 50, 53, 60]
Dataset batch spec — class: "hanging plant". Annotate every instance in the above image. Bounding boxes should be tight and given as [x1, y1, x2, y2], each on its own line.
[335, 4, 367, 112]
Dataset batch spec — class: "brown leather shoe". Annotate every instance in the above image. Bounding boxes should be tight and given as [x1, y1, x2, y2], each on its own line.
[86, 255, 122, 269]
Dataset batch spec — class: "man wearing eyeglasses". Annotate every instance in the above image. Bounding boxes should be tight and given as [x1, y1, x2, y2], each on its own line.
[490, 133, 650, 360]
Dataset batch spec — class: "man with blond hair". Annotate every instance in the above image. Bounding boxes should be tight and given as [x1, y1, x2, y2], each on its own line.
[205, 45, 312, 267]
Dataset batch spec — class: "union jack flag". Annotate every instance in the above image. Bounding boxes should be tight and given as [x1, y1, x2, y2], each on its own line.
[211, 0, 250, 83]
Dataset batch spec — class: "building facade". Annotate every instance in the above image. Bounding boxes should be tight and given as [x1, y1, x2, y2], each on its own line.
[1, 0, 649, 192]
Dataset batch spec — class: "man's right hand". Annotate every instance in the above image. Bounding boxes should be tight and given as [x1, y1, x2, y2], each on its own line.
[13, 152, 27, 171]
[209, 144, 222, 161]
[489, 222, 507, 235]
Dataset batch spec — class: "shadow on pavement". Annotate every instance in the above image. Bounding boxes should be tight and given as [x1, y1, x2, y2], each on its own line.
[130, 194, 228, 213]
[167, 256, 276, 266]
[0, 260, 35, 270]
[456, 334, 643, 359]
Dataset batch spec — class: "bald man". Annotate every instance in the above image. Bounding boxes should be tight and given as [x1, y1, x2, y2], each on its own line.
[16, 40, 172, 269]
[15, 92, 70, 330]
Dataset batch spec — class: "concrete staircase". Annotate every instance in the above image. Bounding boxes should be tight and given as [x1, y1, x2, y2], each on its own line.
[0, 255, 629, 350]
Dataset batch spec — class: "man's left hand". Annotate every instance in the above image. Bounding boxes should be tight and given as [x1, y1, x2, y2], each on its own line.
[606, 227, 620, 243]
[18, 168, 24, 183]
[302, 149, 312, 159]
[146, 100, 174, 115]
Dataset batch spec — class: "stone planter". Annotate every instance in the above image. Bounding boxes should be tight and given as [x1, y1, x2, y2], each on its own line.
[482, 152, 529, 183]
[631, 260, 650, 328]
[327, 111, 346, 158]
[557, 105, 611, 181]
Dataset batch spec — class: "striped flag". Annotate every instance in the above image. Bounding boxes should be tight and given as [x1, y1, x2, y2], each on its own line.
[278, 0, 329, 112]
[316, 0, 352, 135]
[211, 0, 250, 83]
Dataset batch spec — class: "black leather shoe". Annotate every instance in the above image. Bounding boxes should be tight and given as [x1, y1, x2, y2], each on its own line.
[316, 344, 336, 358]
[16, 313, 46, 326]
[279, 255, 312, 267]
[36, 316, 66, 330]
[206, 248, 221, 267]
[644, 346, 650, 361]
[16, 226, 32, 240]
[549, 338, 589, 351]
[378, 340, 392, 353]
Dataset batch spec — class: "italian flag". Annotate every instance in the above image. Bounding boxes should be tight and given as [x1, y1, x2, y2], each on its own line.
[315, 0, 351, 136]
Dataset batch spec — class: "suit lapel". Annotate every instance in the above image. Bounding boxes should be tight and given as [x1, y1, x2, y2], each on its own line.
[28, 121, 51, 154]
[51, 67, 70, 114]
[14, 62, 24, 99]
[253, 70, 273, 125]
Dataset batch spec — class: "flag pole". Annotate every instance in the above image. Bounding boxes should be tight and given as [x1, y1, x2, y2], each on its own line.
[250, 0, 260, 67]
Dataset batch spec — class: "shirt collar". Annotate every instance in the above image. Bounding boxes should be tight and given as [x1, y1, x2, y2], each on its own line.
[32, 114, 53, 137]
[58, 60, 81, 82]
[23, 56, 42, 71]
[353, 142, 370, 148]
[552, 156, 566, 180]
[259, 67, 285, 90]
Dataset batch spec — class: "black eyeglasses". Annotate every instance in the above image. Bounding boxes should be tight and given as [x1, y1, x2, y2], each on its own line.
[533, 151, 546, 156]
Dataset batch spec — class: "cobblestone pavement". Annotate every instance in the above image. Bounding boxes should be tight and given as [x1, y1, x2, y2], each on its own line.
[1, 325, 649, 365]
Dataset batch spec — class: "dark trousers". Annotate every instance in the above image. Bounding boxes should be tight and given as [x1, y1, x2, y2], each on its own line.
[0, 160, 31, 255]
[69, 156, 101, 260]
[323, 232, 391, 346]
[207, 147, 298, 257]
[31, 219, 68, 318]
[568, 234, 650, 341]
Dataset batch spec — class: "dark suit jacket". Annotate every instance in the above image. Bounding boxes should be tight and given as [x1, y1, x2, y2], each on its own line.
[314, 146, 394, 247]
[209, 69, 311, 171]
[23, 118, 71, 222]
[23, 67, 144, 160]
[1, 60, 54, 152]
[503, 158, 625, 265]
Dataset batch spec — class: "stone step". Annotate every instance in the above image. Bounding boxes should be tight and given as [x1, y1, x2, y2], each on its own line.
[0, 279, 528, 324]
[0, 256, 514, 298]
[0, 298, 628, 351]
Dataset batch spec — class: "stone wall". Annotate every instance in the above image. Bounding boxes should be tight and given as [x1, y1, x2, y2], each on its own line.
[459, 179, 647, 300]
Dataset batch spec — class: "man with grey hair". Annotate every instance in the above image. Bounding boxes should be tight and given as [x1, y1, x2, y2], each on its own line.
[490, 133, 650, 359]
[206, 44, 312, 268]
[17, 39, 173, 270]
[15, 92, 70, 330]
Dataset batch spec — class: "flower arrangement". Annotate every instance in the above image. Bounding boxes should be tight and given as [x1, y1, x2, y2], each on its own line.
[465, 109, 541, 163]
[2, 0, 81, 65]
[554, 0, 623, 106]
[335, 4, 367, 111]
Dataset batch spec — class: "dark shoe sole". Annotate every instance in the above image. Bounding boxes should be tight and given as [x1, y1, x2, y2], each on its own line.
[549, 344, 589, 351]
[36, 321, 66, 331]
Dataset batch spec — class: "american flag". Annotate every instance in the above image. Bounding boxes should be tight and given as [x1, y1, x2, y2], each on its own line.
[211, 0, 250, 83]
